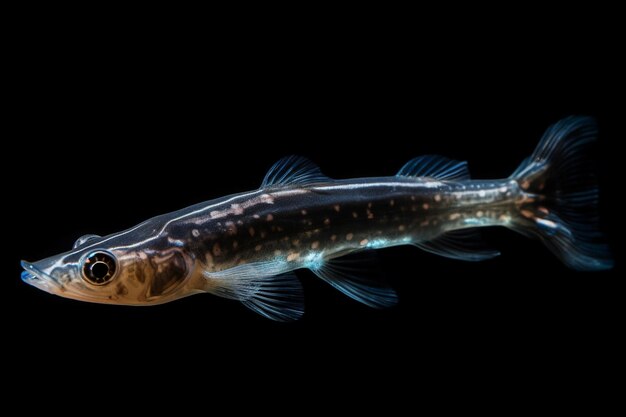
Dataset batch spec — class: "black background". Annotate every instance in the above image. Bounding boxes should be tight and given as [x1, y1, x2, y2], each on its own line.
[5, 20, 623, 407]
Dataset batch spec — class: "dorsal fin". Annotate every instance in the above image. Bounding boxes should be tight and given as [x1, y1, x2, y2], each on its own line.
[397, 155, 470, 180]
[261, 156, 331, 188]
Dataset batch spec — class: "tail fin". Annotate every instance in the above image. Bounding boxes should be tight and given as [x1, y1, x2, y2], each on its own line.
[510, 116, 613, 271]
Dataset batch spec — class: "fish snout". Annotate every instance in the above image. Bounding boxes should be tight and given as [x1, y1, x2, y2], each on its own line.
[20, 260, 61, 292]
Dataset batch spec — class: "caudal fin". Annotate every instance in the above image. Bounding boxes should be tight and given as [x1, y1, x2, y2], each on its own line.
[510, 116, 613, 271]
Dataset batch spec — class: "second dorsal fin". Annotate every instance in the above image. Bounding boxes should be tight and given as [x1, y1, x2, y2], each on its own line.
[261, 155, 331, 188]
[397, 155, 470, 180]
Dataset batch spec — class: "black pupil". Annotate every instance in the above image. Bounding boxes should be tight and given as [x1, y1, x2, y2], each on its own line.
[83, 252, 116, 285]
[91, 262, 109, 280]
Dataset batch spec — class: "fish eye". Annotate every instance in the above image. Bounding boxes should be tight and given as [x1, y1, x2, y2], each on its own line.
[82, 251, 117, 285]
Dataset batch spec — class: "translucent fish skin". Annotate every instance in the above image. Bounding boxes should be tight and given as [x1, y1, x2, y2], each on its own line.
[21, 116, 613, 320]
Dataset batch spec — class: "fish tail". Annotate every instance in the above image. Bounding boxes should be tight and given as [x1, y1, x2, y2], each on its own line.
[509, 116, 613, 270]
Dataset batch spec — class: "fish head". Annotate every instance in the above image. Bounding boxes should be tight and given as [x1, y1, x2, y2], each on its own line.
[21, 232, 195, 305]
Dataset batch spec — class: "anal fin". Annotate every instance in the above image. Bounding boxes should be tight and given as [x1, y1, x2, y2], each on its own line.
[413, 229, 500, 261]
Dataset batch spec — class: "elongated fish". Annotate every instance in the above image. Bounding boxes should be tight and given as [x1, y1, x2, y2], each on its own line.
[21, 116, 613, 320]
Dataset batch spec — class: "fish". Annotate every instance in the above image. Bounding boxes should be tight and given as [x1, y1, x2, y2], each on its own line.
[21, 116, 613, 321]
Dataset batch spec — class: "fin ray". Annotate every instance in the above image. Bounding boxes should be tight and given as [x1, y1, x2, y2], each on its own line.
[308, 252, 398, 309]
[397, 155, 470, 180]
[204, 262, 304, 321]
[261, 155, 330, 188]
[510, 116, 613, 270]
[413, 229, 500, 261]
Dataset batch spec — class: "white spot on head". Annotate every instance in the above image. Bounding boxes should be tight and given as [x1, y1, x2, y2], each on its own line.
[232, 241, 238, 249]
[368, 202, 372, 208]
[274, 250, 282, 256]
[311, 241, 320, 249]
[292, 239, 300, 247]
[359, 239, 369, 246]
[255, 244, 262, 251]
[521, 181, 530, 190]
[324, 218, 331, 225]
[410, 196, 416, 201]
[434, 194, 442, 202]
[422, 203, 429, 210]
[367, 209, 374, 219]
[500, 186, 508, 193]
[346, 233, 354, 241]
[334, 205, 341, 213]
[287, 252, 300, 262]
[231, 204, 244, 215]
[192, 229, 200, 237]
[253, 214, 260, 219]
[476, 211, 484, 217]
[398, 225, 406, 232]
[301, 209, 307, 216]
[352, 212, 358, 219]
[168, 237, 184, 247]
[478, 190, 486, 197]
[449, 213, 461, 220]
[330, 234, 337, 242]
[266, 214, 274, 221]
[390, 199, 395, 207]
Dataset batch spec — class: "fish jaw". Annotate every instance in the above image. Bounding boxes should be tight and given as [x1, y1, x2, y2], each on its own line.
[21, 260, 62, 293]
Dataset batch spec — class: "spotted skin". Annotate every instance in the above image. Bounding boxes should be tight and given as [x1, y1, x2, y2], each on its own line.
[166, 178, 518, 275]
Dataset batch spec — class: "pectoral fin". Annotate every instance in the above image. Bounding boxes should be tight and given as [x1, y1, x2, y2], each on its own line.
[203, 262, 304, 322]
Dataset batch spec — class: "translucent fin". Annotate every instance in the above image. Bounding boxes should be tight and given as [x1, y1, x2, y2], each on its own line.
[413, 229, 501, 261]
[308, 253, 398, 309]
[510, 116, 613, 271]
[204, 262, 304, 321]
[397, 155, 470, 180]
[261, 155, 331, 188]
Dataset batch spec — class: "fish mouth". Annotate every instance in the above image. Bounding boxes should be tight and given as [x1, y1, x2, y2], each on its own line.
[21, 260, 61, 292]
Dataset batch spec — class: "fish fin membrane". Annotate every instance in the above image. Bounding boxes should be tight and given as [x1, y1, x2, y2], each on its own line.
[397, 155, 470, 180]
[510, 116, 613, 271]
[413, 229, 500, 261]
[308, 252, 398, 309]
[203, 262, 304, 321]
[261, 155, 331, 188]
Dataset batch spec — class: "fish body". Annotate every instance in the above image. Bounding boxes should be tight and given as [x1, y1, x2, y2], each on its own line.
[21, 117, 613, 320]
